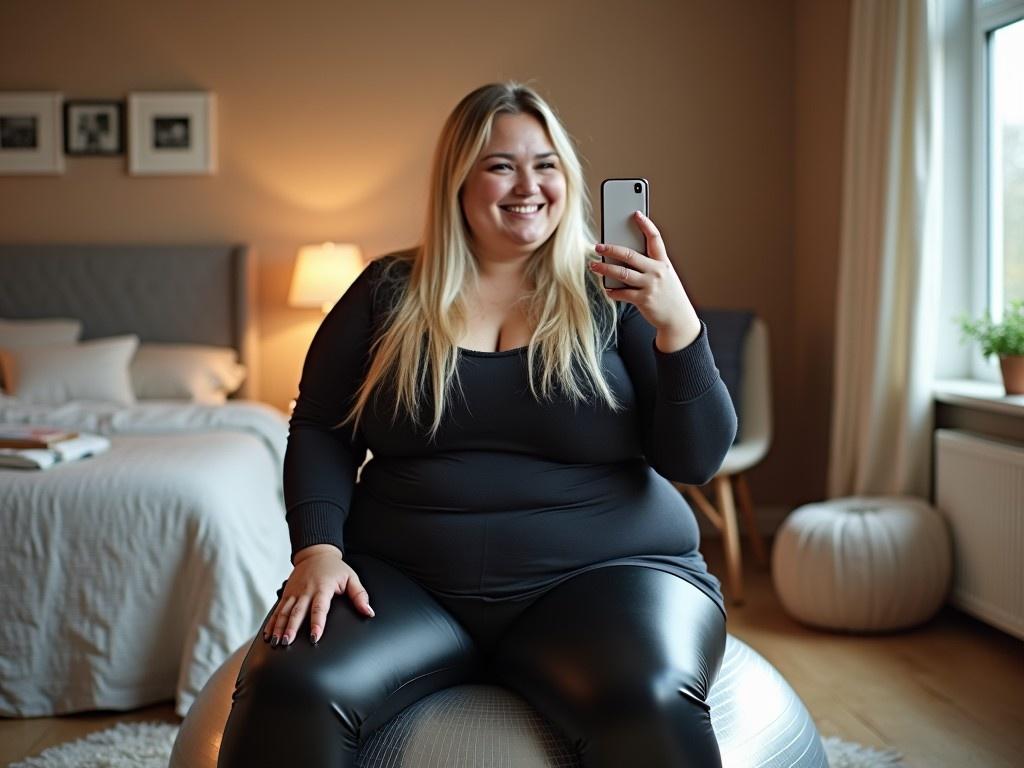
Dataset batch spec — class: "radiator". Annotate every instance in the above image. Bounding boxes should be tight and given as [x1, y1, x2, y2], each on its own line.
[935, 429, 1024, 640]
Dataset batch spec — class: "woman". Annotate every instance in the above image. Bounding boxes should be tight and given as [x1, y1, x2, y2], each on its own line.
[218, 82, 736, 768]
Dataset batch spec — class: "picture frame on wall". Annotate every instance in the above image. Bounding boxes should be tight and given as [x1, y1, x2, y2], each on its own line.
[64, 100, 124, 156]
[0, 92, 64, 175]
[128, 92, 217, 175]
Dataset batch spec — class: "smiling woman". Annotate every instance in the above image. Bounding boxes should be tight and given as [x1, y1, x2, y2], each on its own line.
[216, 82, 736, 768]
[460, 114, 567, 262]
[455, 113, 570, 352]
[346, 82, 623, 437]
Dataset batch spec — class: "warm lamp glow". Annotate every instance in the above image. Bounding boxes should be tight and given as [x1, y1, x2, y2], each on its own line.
[288, 242, 364, 312]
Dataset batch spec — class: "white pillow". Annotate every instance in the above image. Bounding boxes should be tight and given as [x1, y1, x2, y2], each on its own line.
[0, 317, 82, 388]
[130, 344, 247, 404]
[0, 335, 139, 406]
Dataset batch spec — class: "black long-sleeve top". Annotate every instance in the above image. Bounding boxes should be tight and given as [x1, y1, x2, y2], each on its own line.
[284, 253, 737, 618]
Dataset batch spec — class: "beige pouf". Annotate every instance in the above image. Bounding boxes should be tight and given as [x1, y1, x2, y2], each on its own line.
[772, 496, 952, 631]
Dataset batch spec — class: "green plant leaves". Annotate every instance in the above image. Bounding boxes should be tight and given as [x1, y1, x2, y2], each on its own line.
[955, 299, 1024, 358]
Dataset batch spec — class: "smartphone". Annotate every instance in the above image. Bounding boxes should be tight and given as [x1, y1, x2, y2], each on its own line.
[600, 178, 649, 289]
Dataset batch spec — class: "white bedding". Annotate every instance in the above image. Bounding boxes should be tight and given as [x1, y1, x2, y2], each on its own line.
[0, 398, 292, 717]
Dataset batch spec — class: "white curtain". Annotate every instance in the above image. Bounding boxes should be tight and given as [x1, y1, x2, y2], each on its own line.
[828, 0, 944, 499]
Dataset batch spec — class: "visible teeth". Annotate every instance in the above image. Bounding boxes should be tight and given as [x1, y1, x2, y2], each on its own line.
[503, 205, 541, 214]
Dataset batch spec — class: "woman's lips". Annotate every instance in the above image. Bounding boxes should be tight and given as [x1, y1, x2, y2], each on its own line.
[500, 203, 545, 217]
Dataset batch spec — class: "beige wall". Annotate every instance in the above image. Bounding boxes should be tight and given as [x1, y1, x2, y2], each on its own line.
[794, 0, 850, 504]
[0, 0, 849, 510]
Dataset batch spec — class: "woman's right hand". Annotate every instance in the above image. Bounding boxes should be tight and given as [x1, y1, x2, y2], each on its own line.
[264, 543, 375, 647]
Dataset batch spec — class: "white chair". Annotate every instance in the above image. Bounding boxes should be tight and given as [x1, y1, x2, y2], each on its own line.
[675, 316, 773, 605]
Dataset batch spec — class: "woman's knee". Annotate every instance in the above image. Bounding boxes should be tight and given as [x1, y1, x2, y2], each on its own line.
[491, 567, 726, 767]
[526, 662, 717, 768]
[580, 684, 721, 768]
[220, 561, 482, 766]
[218, 635, 360, 767]
[233, 634, 332, 704]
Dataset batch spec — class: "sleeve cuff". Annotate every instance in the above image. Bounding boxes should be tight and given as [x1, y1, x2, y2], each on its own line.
[286, 500, 346, 560]
[652, 320, 721, 403]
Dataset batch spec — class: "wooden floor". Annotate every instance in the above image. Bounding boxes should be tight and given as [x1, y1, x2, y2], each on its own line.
[2, 538, 1022, 767]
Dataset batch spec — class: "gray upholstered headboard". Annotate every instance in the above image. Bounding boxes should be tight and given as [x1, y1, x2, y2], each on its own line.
[0, 243, 260, 399]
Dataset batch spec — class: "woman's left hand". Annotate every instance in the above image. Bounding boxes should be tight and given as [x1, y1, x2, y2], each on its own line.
[590, 211, 702, 352]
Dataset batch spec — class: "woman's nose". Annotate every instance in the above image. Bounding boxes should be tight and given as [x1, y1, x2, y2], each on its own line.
[514, 169, 540, 195]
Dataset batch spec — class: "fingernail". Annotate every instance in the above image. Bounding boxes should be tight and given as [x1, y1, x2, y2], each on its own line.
[595, 243, 606, 252]
[367, 606, 375, 617]
[310, 633, 318, 645]
[281, 635, 290, 646]
[270, 635, 279, 647]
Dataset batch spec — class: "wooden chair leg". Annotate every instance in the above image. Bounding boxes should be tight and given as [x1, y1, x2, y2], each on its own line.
[712, 475, 744, 605]
[733, 473, 768, 566]
[680, 484, 723, 530]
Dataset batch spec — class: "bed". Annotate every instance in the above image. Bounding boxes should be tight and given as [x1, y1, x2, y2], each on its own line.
[0, 244, 292, 718]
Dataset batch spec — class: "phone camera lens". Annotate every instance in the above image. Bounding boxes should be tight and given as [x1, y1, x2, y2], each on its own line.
[634, 183, 642, 193]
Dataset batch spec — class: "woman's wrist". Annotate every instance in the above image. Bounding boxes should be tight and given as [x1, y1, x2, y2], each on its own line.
[293, 542, 343, 564]
[655, 315, 702, 354]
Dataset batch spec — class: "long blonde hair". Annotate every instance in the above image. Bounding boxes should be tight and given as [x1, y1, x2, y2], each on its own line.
[344, 82, 621, 441]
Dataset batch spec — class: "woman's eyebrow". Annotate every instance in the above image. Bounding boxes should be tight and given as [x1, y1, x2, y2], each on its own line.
[481, 151, 558, 161]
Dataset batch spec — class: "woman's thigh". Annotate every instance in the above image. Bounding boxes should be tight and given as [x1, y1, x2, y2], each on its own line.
[218, 553, 482, 767]
[488, 565, 727, 768]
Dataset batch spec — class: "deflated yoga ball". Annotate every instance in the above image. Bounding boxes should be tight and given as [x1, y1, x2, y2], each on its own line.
[170, 635, 827, 768]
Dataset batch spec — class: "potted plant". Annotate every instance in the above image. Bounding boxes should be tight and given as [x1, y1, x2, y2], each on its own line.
[956, 299, 1024, 395]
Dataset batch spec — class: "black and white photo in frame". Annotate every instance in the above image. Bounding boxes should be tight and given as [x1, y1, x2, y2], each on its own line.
[64, 100, 124, 156]
[128, 92, 216, 175]
[0, 92, 64, 175]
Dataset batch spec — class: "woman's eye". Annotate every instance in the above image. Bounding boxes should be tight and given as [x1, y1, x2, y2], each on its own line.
[538, 162, 557, 170]
[488, 163, 513, 171]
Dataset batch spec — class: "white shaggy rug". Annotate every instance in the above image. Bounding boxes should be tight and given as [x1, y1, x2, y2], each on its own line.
[11, 722, 907, 767]
[821, 736, 906, 767]
[10, 722, 178, 767]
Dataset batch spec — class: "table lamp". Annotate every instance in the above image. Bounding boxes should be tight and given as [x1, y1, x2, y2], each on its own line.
[288, 242, 364, 312]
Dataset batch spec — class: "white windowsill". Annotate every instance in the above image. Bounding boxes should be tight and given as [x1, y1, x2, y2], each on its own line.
[933, 378, 1024, 417]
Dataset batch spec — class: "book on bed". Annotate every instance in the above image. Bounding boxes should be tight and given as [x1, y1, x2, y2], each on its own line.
[0, 434, 110, 470]
[0, 426, 79, 449]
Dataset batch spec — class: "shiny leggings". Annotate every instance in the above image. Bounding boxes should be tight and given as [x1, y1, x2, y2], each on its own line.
[218, 554, 727, 768]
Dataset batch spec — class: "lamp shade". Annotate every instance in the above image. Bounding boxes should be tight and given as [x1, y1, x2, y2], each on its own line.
[288, 242, 364, 311]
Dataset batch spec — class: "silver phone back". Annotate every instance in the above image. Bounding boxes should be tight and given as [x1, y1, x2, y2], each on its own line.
[600, 178, 649, 288]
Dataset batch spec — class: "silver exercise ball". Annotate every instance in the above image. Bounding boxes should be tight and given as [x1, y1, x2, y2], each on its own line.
[169, 635, 827, 768]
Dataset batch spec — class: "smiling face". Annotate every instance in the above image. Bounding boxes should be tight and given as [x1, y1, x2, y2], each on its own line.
[460, 112, 567, 264]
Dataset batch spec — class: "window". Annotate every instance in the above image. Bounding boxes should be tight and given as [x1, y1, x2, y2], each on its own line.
[988, 17, 1024, 316]
[972, 0, 1024, 380]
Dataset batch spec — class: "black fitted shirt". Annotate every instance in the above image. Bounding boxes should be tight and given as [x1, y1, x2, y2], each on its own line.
[284, 254, 737, 618]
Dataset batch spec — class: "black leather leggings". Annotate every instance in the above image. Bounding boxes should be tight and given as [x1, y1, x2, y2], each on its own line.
[218, 554, 727, 768]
